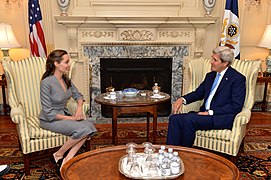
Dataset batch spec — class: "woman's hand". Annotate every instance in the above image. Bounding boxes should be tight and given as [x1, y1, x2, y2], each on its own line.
[74, 107, 86, 121]
[74, 99, 86, 121]
[74, 112, 86, 121]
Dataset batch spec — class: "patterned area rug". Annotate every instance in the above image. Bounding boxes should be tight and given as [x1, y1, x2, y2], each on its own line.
[238, 124, 271, 179]
[244, 124, 271, 159]
[1, 123, 271, 179]
[88, 123, 168, 149]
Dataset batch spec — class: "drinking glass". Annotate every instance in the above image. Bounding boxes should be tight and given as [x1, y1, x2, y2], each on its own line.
[129, 154, 141, 176]
[142, 142, 153, 154]
[126, 146, 137, 166]
[116, 91, 124, 101]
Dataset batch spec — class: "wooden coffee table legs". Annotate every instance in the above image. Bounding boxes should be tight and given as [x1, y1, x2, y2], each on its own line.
[112, 105, 158, 145]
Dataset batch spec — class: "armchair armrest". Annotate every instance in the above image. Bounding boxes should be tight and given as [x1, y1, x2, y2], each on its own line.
[10, 104, 31, 141]
[230, 108, 251, 147]
[232, 108, 251, 128]
[10, 104, 26, 124]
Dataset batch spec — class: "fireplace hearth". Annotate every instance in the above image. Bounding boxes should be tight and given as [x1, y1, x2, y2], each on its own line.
[100, 58, 172, 117]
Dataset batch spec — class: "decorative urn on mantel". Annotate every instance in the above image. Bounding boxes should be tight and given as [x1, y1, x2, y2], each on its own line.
[203, 0, 216, 16]
[57, 0, 70, 16]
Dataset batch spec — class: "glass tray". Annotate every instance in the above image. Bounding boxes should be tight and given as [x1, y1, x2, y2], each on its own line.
[118, 153, 185, 179]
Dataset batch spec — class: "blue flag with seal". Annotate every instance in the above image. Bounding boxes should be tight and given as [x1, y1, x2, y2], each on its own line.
[220, 0, 240, 59]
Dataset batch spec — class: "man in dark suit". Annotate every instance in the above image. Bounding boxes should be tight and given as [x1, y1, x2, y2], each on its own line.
[166, 46, 246, 147]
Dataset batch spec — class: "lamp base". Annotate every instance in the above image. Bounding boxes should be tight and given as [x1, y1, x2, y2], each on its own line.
[265, 49, 271, 74]
[1, 49, 11, 62]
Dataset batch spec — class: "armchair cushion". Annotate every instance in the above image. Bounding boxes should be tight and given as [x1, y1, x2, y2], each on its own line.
[196, 129, 231, 141]
[28, 116, 64, 139]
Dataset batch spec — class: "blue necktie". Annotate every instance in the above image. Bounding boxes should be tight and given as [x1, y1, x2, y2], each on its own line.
[210, 73, 221, 93]
[205, 73, 221, 110]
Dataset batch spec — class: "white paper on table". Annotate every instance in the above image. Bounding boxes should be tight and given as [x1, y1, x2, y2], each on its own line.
[104, 96, 116, 100]
[150, 95, 165, 99]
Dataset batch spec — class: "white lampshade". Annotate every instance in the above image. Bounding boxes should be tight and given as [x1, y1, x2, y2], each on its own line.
[0, 23, 20, 50]
[258, 24, 271, 49]
[258, 24, 271, 75]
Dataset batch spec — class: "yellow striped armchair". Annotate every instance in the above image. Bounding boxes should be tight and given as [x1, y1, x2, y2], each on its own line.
[181, 57, 260, 161]
[2, 57, 89, 175]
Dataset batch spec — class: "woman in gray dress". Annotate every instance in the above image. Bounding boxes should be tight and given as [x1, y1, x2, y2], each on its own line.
[39, 49, 97, 172]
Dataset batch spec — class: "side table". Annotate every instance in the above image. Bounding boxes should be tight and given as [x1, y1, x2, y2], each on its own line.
[257, 76, 271, 112]
[95, 91, 170, 145]
[0, 74, 9, 115]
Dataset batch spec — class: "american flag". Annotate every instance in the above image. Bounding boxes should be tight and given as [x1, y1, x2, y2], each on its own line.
[28, 0, 47, 57]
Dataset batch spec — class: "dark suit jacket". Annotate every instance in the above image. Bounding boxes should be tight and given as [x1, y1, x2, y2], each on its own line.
[183, 66, 246, 129]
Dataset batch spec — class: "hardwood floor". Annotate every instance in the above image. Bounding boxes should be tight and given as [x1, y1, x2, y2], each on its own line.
[0, 112, 270, 130]
[249, 112, 271, 125]
[0, 115, 15, 130]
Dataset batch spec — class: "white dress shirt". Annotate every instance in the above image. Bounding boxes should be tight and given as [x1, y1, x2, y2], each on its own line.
[205, 67, 228, 115]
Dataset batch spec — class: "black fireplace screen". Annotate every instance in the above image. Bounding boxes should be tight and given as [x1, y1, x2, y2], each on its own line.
[100, 58, 172, 117]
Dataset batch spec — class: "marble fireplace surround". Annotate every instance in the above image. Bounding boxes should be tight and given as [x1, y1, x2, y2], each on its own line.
[54, 16, 217, 119]
[84, 45, 188, 118]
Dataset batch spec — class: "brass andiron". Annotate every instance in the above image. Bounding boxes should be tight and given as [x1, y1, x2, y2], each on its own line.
[106, 86, 115, 92]
[106, 76, 115, 92]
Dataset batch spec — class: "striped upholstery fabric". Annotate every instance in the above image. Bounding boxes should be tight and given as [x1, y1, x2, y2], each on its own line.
[181, 57, 260, 156]
[2, 57, 87, 155]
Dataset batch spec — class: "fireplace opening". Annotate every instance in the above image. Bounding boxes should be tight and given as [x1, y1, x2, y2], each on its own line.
[100, 58, 172, 118]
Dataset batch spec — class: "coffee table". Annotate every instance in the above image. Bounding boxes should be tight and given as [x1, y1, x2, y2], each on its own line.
[61, 145, 239, 179]
[95, 91, 170, 145]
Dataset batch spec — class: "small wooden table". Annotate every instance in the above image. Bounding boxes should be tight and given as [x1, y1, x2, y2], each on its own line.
[95, 91, 170, 145]
[0, 74, 8, 115]
[257, 76, 271, 112]
[61, 145, 239, 180]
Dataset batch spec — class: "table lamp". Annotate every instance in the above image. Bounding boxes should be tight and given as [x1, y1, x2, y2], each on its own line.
[258, 24, 271, 76]
[0, 23, 20, 61]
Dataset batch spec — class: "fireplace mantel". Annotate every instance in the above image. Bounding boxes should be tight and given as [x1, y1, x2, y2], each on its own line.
[54, 16, 218, 59]
[55, 16, 217, 28]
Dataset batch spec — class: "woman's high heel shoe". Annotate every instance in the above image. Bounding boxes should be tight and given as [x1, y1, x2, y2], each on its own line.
[56, 158, 64, 176]
[50, 155, 57, 165]
[51, 153, 63, 165]
[50, 154, 63, 175]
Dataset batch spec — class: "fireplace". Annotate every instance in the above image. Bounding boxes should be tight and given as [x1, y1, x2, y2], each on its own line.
[84, 45, 189, 118]
[100, 58, 172, 117]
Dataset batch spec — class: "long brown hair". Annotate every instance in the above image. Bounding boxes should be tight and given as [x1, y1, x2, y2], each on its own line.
[41, 49, 71, 88]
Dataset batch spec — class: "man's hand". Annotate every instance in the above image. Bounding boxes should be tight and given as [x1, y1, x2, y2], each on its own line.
[197, 111, 209, 115]
[173, 98, 184, 114]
